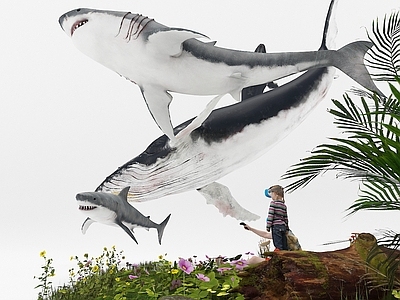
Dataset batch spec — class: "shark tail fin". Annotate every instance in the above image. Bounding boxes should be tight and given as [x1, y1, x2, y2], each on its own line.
[334, 41, 384, 97]
[157, 214, 171, 245]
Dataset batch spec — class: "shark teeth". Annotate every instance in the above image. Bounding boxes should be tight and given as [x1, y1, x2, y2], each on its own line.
[79, 205, 97, 211]
[71, 19, 88, 36]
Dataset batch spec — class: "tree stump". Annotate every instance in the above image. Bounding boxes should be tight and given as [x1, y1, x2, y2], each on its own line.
[237, 233, 398, 300]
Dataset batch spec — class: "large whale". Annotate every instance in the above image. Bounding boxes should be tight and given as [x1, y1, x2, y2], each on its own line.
[58, 3, 382, 142]
[94, 0, 342, 221]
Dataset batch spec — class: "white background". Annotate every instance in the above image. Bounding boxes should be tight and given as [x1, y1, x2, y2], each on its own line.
[0, 1, 399, 298]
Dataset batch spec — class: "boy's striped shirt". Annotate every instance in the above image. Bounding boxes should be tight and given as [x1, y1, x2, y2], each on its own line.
[266, 200, 288, 230]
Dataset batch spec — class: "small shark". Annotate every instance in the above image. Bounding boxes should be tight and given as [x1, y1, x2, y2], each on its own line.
[76, 186, 171, 244]
[94, 0, 342, 221]
[58, 4, 382, 141]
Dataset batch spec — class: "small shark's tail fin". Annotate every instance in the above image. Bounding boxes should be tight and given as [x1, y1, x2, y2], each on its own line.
[157, 214, 171, 245]
[334, 41, 384, 97]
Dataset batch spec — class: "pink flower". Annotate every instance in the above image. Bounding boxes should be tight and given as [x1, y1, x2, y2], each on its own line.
[196, 273, 210, 282]
[178, 258, 194, 274]
[230, 259, 248, 270]
[217, 267, 232, 274]
[128, 275, 138, 280]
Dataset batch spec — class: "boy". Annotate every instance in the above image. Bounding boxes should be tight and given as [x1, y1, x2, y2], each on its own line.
[265, 185, 288, 251]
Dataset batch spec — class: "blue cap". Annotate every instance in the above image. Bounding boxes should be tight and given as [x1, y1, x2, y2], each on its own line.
[264, 189, 271, 198]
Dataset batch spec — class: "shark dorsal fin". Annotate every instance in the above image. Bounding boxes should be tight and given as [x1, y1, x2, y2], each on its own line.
[118, 186, 131, 201]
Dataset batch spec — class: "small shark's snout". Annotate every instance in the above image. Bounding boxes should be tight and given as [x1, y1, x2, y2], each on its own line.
[76, 192, 95, 202]
[76, 193, 99, 211]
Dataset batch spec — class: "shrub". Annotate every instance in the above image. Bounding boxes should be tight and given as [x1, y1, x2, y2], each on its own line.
[34, 247, 250, 299]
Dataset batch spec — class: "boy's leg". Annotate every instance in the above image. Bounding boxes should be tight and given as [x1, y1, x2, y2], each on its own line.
[273, 225, 289, 250]
[272, 225, 283, 250]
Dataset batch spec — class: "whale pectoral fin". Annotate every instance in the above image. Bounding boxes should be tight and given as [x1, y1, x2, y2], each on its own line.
[81, 217, 95, 235]
[141, 86, 176, 142]
[197, 182, 260, 221]
[147, 29, 209, 57]
[116, 220, 138, 244]
[176, 94, 224, 140]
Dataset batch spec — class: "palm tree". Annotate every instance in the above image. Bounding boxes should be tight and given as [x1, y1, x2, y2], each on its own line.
[281, 11, 400, 296]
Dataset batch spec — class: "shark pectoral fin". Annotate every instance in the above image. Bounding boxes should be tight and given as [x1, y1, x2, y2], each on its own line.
[141, 86, 176, 142]
[229, 73, 247, 101]
[197, 182, 260, 221]
[229, 90, 241, 102]
[117, 220, 138, 244]
[147, 29, 209, 57]
[176, 94, 224, 140]
[81, 217, 95, 235]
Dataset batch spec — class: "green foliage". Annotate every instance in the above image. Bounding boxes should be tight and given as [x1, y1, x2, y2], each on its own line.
[363, 230, 400, 297]
[34, 247, 247, 299]
[365, 11, 400, 81]
[34, 251, 56, 300]
[282, 84, 400, 214]
[281, 9, 400, 215]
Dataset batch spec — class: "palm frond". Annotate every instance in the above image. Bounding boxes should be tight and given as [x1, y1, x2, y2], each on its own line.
[364, 230, 400, 293]
[365, 11, 400, 81]
[348, 181, 400, 214]
[282, 83, 400, 213]
[283, 88, 400, 180]
[376, 229, 400, 250]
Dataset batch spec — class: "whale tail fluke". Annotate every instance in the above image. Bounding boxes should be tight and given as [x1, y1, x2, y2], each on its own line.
[335, 41, 384, 97]
[157, 214, 171, 245]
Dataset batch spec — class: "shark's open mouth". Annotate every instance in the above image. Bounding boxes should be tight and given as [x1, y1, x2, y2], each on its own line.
[71, 19, 88, 36]
[79, 205, 97, 211]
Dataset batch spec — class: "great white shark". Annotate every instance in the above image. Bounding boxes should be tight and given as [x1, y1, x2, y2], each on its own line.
[93, 0, 343, 221]
[58, 2, 383, 142]
[76, 186, 171, 244]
